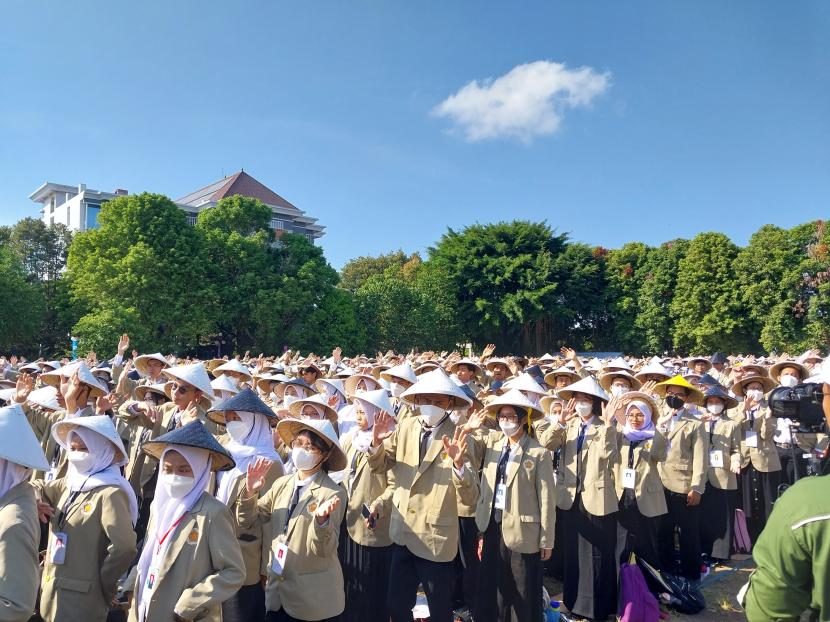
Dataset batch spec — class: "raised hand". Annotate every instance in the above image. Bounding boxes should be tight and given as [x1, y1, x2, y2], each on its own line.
[95, 393, 116, 415]
[560, 398, 576, 425]
[464, 411, 486, 432]
[37, 500, 55, 523]
[180, 400, 200, 426]
[371, 410, 395, 446]
[9, 355, 18, 367]
[245, 457, 274, 494]
[14, 373, 34, 404]
[481, 343, 496, 359]
[639, 380, 658, 396]
[560, 346, 577, 361]
[117, 333, 130, 356]
[332, 347, 342, 362]
[314, 495, 341, 525]
[442, 426, 469, 470]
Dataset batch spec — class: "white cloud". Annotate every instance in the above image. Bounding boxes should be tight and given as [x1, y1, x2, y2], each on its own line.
[432, 60, 611, 143]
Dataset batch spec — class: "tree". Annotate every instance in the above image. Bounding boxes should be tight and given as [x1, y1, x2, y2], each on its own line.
[339, 250, 420, 292]
[605, 242, 652, 353]
[66, 193, 212, 355]
[0, 245, 45, 354]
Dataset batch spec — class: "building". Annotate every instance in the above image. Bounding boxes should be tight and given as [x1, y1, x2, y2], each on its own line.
[29, 170, 325, 242]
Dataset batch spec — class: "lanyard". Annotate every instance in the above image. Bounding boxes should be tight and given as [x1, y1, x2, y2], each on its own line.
[155, 514, 186, 555]
[56, 472, 99, 530]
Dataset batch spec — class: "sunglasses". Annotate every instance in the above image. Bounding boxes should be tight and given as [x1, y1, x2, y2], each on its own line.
[171, 382, 194, 394]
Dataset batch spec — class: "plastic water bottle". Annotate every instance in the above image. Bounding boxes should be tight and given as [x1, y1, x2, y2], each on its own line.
[545, 599, 561, 621]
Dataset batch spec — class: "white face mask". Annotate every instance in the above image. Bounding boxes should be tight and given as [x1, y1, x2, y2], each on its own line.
[706, 403, 724, 415]
[499, 420, 522, 437]
[226, 420, 251, 442]
[575, 401, 594, 419]
[418, 404, 446, 427]
[291, 447, 323, 472]
[611, 385, 628, 397]
[161, 473, 194, 499]
[779, 375, 798, 388]
[449, 412, 462, 424]
[746, 388, 764, 402]
[67, 449, 96, 473]
[389, 382, 405, 398]
[283, 394, 297, 408]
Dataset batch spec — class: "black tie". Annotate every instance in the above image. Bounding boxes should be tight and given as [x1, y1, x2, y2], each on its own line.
[420, 428, 433, 462]
[577, 423, 588, 453]
[284, 485, 301, 534]
[493, 444, 511, 524]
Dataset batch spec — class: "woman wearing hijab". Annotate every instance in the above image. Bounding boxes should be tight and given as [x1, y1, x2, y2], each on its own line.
[35, 415, 138, 622]
[608, 389, 667, 567]
[208, 388, 284, 622]
[241, 418, 348, 622]
[129, 420, 245, 622]
[340, 389, 396, 622]
[0, 404, 50, 621]
[288, 394, 340, 436]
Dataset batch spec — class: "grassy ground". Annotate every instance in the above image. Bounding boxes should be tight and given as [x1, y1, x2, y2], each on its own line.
[544, 555, 754, 621]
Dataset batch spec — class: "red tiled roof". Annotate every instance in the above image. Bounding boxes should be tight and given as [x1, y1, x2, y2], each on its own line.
[209, 171, 299, 211]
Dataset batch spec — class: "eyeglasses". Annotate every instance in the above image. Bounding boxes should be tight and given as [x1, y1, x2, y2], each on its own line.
[290, 439, 322, 453]
[626, 412, 646, 420]
[171, 383, 193, 394]
[301, 368, 317, 375]
[497, 413, 519, 422]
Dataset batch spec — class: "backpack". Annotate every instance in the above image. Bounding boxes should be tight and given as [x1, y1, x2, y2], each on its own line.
[733, 508, 752, 554]
[618, 562, 666, 622]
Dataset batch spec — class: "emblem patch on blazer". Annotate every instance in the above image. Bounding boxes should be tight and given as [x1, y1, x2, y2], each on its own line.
[307, 501, 318, 514]
[188, 528, 199, 543]
[441, 451, 448, 460]
[82, 503, 93, 514]
[523, 459, 534, 470]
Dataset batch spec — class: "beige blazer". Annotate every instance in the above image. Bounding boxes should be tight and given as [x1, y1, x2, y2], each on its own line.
[371, 414, 479, 562]
[128, 492, 245, 622]
[37, 479, 137, 622]
[473, 432, 556, 553]
[341, 432, 393, 547]
[23, 405, 94, 482]
[702, 417, 742, 490]
[614, 432, 669, 517]
[732, 406, 781, 472]
[238, 471, 347, 619]
[554, 418, 619, 517]
[657, 411, 708, 495]
[0, 483, 41, 622]
[453, 413, 485, 519]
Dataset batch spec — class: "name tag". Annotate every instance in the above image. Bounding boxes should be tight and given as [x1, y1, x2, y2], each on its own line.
[45, 469, 57, 483]
[146, 565, 159, 592]
[271, 541, 289, 576]
[622, 468, 636, 489]
[709, 450, 724, 468]
[49, 532, 67, 565]
[803, 453, 812, 460]
[745, 431, 758, 448]
[494, 483, 506, 510]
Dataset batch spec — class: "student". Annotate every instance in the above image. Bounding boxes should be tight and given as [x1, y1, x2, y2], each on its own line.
[130, 420, 245, 622]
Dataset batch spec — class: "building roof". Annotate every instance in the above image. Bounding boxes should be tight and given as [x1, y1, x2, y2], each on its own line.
[176, 170, 300, 212]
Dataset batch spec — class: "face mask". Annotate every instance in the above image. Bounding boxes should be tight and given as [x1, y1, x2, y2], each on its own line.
[665, 395, 685, 410]
[499, 420, 522, 436]
[746, 389, 764, 402]
[706, 403, 724, 415]
[283, 394, 297, 408]
[67, 450, 96, 473]
[291, 447, 323, 472]
[779, 375, 798, 388]
[611, 385, 628, 397]
[575, 402, 593, 418]
[161, 473, 194, 499]
[226, 420, 250, 442]
[389, 382, 404, 398]
[418, 405, 446, 427]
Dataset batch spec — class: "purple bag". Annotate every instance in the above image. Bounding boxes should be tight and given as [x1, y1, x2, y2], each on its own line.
[733, 508, 752, 553]
[618, 562, 664, 622]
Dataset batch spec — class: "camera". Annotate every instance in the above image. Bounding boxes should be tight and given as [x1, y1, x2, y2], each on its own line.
[768, 384, 827, 433]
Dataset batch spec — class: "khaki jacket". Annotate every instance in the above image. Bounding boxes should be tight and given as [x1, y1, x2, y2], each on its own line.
[702, 416, 742, 490]
[238, 471, 347, 620]
[614, 431, 668, 518]
[553, 417, 619, 517]
[453, 413, 485, 519]
[37, 479, 137, 622]
[341, 433, 392, 547]
[473, 431, 556, 553]
[0, 483, 41, 622]
[128, 492, 245, 622]
[23, 404, 94, 482]
[657, 411, 708, 495]
[732, 406, 781, 472]
[371, 414, 479, 562]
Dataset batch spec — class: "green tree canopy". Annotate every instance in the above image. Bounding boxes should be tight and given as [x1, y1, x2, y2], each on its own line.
[339, 250, 421, 292]
[0, 245, 44, 354]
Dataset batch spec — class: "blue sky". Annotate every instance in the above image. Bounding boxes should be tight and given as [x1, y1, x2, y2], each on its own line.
[1, 1, 828, 268]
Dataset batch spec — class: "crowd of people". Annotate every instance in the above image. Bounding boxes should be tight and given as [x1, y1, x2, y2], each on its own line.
[0, 337, 828, 622]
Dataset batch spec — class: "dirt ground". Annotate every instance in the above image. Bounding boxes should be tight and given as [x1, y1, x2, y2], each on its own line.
[544, 555, 753, 621]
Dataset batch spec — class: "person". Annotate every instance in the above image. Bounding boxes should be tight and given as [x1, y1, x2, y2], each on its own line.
[654, 376, 707, 582]
[35, 415, 138, 622]
[541, 376, 620, 621]
[731, 374, 781, 542]
[609, 388, 667, 568]
[212, 359, 255, 389]
[769, 361, 815, 483]
[0, 404, 51, 621]
[367, 369, 479, 622]
[742, 476, 830, 621]
[379, 362, 417, 418]
[129, 419, 245, 622]
[240, 418, 348, 622]
[207, 388, 284, 622]
[464, 389, 555, 622]
[598, 369, 641, 398]
[449, 359, 485, 394]
[697, 385, 741, 564]
[543, 365, 580, 391]
[339, 389, 397, 622]
[486, 358, 513, 392]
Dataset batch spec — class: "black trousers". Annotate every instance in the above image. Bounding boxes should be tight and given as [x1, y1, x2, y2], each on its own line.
[266, 610, 339, 622]
[777, 445, 807, 486]
[476, 516, 542, 622]
[659, 490, 701, 581]
[699, 483, 735, 561]
[453, 516, 480, 612]
[387, 544, 455, 622]
[342, 535, 392, 622]
[223, 582, 265, 622]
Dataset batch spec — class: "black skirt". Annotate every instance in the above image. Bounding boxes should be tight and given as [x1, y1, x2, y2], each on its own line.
[699, 482, 736, 561]
[561, 494, 618, 621]
[616, 492, 662, 569]
[341, 534, 393, 622]
[739, 465, 781, 542]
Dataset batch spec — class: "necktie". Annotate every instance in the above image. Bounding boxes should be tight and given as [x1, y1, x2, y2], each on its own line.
[419, 427, 433, 462]
[493, 444, 511, 524]
[283, 485, 301, 534]
[577, 423, 588, 453]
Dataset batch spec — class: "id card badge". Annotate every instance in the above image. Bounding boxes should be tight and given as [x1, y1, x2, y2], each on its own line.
[745, 431, 759, 448]
[709, 450, 724, 468]
[271, 541, 289, 576]
[45, 469, 57, 483]
[49, 532, 67, 565]
[494, 483, 507, 510]
[622, 468, 636, 490]
[145, 565, 159, 592]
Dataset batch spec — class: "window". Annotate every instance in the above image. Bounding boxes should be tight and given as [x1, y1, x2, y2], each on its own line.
[85, 204, 101, 229]
[186, 213, 198, 225]
[270, 218, 285, 230]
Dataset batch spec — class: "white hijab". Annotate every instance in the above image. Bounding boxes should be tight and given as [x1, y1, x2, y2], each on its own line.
[135, 446, 211, 621]
[216, 411, 281, 504]
[0, 458, 30, 501]
[350, 398, 379, 454]
[66, 429, 138, 525]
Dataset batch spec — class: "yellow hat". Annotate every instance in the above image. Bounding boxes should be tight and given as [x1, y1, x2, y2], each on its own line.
[653, 375, 704, 406]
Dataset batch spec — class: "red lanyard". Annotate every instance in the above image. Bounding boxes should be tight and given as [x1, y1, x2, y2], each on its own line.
[155, 514, 186, 555]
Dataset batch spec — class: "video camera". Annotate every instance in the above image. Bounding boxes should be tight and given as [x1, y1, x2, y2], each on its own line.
[769, 384, 827, 433]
